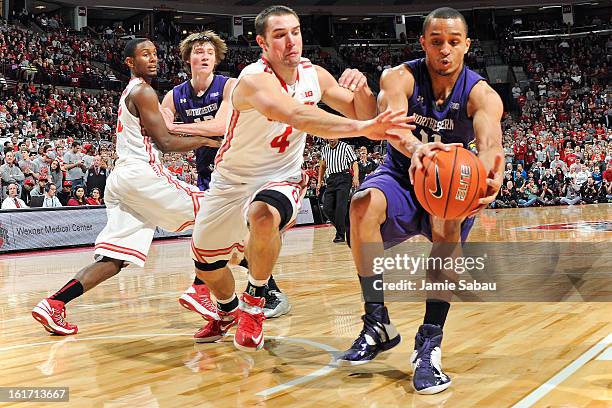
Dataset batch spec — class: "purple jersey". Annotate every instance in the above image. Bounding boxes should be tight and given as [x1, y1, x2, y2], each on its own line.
[384, 58, 484, 175]
[173, 74, 229, 190]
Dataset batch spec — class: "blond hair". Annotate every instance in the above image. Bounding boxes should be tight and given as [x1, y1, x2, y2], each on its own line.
[179, 30, 228, 71]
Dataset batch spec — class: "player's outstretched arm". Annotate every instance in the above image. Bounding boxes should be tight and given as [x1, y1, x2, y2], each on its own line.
[235, 73, 414, 141]
[130, 84, 221, 153]
[316, 66, 375, 120]
[469, 81, 505, 210]
[160, 79, 237, 137]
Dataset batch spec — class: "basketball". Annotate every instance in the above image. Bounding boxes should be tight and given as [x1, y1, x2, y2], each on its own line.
[413, 146, 487, 219]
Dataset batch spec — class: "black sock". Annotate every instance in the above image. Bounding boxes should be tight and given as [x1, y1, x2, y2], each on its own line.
[50, 279, 84, 304]
[267, 275, 280, 292]
[239, 258, 249, 269]
[217, 296, 239, 313]
[193, 276, 205, 285]
[423, 299, 451, 328]
[246, 281, 267, 297]
[359, 275, 384, 304]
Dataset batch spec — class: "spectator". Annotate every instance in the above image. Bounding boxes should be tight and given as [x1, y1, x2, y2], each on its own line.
[30, 176, 48, 197]
[357, 146, 376, 184]
[49, 159, 63, 189]
[560, 180, 582, 205]
[63, 141, 86, 186]
[1, 183, 28, 209]
[57, 180, 72, 205]
[18, 149, 39, 182]
[21, 177, 34, 206]
[42, 182, 62, 207]
[1, 150, 25, 200]
[85, 155, 108, 196]
[67, 185, 87, 206]
[86, 187, 103, 205]
[580, 176, 600, 204]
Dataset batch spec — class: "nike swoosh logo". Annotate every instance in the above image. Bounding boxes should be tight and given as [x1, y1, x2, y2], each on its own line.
[429, 163, 443, 198]
[253, 331, 264, 345]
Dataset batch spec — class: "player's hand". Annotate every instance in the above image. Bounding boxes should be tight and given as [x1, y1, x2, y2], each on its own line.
[467, 153, 504, 217]
[160, 107, 177, 132]
[199, 136, 222, 148]
[316, 181, 323, 196]
[408, 142, 463, 185]
[359, 109, 415, 142]
[338, 68, 368, 93]
[352, 176, 359, 188]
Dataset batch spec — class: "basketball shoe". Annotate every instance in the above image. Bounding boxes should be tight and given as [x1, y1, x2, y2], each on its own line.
[411, 324, 451, 394]
[234, 293, 265, 352]
[263, 286, 291, 318]
[336, 304, 400, 366]
[179, 284, 219, 320]
[193, 308, 240, 343]
[32, 299, 78, 335]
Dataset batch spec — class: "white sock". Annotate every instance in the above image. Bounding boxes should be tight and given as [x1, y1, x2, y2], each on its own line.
[248, 274, 269, 287]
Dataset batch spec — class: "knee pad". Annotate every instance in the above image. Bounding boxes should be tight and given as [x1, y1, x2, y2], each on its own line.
[194, 259, 228, 271]
[252, 190, 293, 230]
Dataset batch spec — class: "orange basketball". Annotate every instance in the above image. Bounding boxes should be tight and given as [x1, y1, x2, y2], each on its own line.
[413, 146, 487, 219]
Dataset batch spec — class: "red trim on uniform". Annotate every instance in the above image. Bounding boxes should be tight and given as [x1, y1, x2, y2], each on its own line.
[214, 110, 240, 166]
[191, 241, 245, 262]
[261, 57, 301, 92]
[175, 220, 194, 232]
[95, 242, 147, 262]
[193, 242, 245, 256]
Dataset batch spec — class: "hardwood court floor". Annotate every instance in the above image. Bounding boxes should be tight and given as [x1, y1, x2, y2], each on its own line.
[0, 204, 610, 407]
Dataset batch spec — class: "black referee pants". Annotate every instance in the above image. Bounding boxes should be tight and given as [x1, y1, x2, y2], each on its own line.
[323, 172, 352, 238]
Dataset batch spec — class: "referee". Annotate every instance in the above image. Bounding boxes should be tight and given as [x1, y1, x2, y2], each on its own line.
[317, 139, 358, 243]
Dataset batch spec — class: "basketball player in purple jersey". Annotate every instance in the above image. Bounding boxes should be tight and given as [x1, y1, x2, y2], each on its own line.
[161, 32, 290, 322]
[337, 8, 504, 394]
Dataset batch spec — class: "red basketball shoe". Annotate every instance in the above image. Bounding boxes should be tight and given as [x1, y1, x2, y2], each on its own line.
[179, 284, 219, 320]
[32, 299, 78, 335]
[194, 308, 240, 343]
[233, 293, 265, 352]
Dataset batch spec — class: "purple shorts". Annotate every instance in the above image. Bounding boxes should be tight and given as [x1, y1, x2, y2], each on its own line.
[357, 167, 475, 249]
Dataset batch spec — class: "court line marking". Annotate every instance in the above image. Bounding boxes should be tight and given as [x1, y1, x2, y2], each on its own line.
[595, 347, 612, 361]
[511, 332, 612, 408]
[0, 333, 339, 398]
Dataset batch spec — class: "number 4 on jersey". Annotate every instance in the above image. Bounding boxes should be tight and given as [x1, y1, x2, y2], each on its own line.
[270, 126, 293, 153]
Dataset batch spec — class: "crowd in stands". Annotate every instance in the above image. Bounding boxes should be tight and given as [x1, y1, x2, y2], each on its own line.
[495, 25, 612, 207]
[0, 14, 610, 212]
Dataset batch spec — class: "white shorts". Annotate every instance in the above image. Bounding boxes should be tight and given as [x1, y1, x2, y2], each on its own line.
[191, 173, 307, 265]
[94, 161, 204, 267]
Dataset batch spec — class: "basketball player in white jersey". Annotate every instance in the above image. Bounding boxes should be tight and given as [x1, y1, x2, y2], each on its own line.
[190, 5, 415, 351]
[32, 39, 221, 335]
[160, 31, 291, 321]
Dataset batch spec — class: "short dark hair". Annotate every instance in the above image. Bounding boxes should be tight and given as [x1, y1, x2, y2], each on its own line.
[72, 141, 80, 148]
[123, 38, 149, 59]
[255, 5, 299, 37]
[422, 7, 468, 35]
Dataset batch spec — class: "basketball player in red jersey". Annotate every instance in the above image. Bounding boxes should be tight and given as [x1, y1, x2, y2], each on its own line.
[32, 39, 220, 335]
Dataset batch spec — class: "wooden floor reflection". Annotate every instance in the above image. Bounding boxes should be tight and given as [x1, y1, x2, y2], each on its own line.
[0, 204, 610, 407]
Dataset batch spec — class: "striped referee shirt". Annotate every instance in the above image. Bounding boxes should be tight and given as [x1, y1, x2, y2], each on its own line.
[321, 141, 358, 178]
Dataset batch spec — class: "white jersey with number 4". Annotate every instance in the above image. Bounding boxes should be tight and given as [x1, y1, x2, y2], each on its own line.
[213, 57, 321, 185]
[115, 77, 163, 167]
